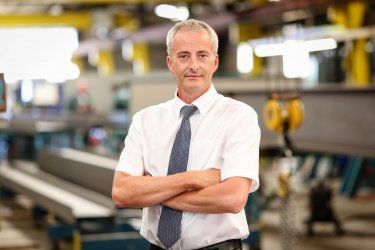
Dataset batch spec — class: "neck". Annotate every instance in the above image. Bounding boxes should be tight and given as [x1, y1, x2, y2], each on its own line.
[177, 86, 209, 104]
[177, 92, 199, 104]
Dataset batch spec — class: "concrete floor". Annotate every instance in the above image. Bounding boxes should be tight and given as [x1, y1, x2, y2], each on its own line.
[0, 197, 49, 250]
[0, 190, 374, 250]
[260, 191, 375, 250]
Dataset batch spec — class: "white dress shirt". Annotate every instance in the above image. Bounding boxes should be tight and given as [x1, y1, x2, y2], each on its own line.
[116, 84, 261, 249]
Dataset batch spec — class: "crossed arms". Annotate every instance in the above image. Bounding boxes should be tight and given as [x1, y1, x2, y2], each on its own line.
[112, 170, 252, 214]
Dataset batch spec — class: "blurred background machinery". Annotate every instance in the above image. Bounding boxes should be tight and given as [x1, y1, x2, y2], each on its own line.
[0, 0, 374, 249]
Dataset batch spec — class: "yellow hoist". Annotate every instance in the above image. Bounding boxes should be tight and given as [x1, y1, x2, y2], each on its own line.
[263, 92, 304, 134]
[263, 91, 304, 250]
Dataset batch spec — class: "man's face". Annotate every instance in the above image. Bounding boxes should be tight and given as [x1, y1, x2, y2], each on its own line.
[167, 30, 218, 98]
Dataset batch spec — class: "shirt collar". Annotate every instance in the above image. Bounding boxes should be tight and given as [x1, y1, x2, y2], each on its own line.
[173, 84, 219, 118]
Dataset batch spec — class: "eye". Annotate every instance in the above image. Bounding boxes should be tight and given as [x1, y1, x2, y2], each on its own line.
[178, 54, 188, 59]
[199, 54, 208, 58]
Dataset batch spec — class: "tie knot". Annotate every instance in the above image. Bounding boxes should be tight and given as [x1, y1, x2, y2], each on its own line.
[180, 105, 198, 119]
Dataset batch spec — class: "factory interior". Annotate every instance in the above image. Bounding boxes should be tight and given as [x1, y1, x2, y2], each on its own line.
[0, 0, 374, 249]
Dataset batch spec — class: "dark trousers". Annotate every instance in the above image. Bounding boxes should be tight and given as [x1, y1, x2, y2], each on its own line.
[149, 239, 242, 250]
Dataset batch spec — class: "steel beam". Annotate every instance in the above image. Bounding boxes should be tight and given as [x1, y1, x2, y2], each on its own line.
[0, 12, 92, 30]
[37, 148, 118, 197]
[237, 0, 356, 23]
[13, 160, 114, 209]
[0, 0, 206, 4]
[128, 76, 375, 158]
[126, 12, 236, 43]
[8, 120, 69, 134]
[232, 87, 375, 158]
[0, 161, 112, 224]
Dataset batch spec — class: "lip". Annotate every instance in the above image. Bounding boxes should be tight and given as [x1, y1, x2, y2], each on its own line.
[185, 75, 203, 78]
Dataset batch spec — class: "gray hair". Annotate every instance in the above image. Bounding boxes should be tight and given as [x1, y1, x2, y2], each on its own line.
[166, 19, 218, 56]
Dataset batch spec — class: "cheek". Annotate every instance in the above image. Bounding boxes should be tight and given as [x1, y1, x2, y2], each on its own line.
[177, 65, 188, 74]
[171, 64, 182, 73]
[203, 64, 215, 73]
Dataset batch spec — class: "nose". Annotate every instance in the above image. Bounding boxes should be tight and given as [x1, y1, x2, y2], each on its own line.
[189, 57, 199, 72]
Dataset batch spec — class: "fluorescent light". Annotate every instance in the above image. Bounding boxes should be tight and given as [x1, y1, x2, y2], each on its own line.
[236, 42, 254, 74]
[254, 38, 337, 57]
[45, 62, 80, 83]
[0, 27, 79, 83]
[155, 4, 176, 19]
[282, 40, 310, 78]
[253, 38, 337, 79]
[305, 38, 337, 51]
[175, 7, 189, 21]
[154, 4, 189, 21]
[254, 43, 284, 57]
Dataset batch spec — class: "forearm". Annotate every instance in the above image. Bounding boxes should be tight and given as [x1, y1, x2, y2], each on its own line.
[162, 177, 251, 214]
[112, 172, 195, 208]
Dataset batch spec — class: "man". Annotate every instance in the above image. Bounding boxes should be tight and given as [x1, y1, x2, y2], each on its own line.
[112, 19, 260, 250]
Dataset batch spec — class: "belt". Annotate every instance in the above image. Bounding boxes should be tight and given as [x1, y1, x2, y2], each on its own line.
[149, 239, 242, 250]
[197, 239, 242, 250]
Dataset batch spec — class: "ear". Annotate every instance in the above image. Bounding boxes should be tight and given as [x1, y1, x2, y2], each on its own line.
[166, 56, 174, 73]
[213, 54, 219, 72]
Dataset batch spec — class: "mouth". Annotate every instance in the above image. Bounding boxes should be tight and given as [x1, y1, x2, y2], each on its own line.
[185, 75, 203, 79]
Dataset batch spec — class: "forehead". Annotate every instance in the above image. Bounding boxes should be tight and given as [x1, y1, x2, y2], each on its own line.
[172, 30, 214, 53]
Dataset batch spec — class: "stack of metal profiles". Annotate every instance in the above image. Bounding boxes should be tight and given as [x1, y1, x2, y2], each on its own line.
[0, 148, 146, 249]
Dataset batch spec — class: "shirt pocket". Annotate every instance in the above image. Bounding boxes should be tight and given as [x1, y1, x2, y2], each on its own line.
[188, 139, 222, 171]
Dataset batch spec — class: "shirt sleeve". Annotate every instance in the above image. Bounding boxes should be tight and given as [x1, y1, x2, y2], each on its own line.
[221, 107, 261, 193]
[115, 113, 145, 176]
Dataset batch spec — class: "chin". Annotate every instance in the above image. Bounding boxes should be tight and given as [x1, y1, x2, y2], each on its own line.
[182, 79, 200, 88]
[187, 84, 209, 96]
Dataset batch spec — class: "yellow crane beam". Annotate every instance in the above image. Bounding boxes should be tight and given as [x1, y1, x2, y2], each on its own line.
[0, 0, 207, 5]
[0, 11, 137, 31]
[0, 12, 92, 30]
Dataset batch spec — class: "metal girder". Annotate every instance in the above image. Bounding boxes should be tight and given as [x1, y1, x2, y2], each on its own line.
[128, 76, 375, 158]
[232, 87, 375, 158]
[0, 0, 207, 4]
[7, 120, 69, 134]
[73, 38, 114, 57]
[0, 161, 113, 224]
[0, 12, 92, 30]
[0, 12, 135, 32]
[3, 113, 128, 133]
[37, 148, 118, 198]
[238, 0, 357, 23]
[13, 159, 114, 209]
[126, 12, 236, 43]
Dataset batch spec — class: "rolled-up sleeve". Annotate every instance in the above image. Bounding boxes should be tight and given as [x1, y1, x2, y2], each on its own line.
[116, 113, 145, 176]
[221, 108, 261, 193]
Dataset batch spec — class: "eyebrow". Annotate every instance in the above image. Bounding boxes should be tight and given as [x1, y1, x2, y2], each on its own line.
[176, 50, 209, 55]
[176, 51, 190, 55]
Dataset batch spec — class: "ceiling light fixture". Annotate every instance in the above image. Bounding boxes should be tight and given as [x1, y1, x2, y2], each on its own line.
[154, 4, 189, 21]
[254, 38, 337, 78]
[0, 27, 80, 83]
[236, 42, 254, 74]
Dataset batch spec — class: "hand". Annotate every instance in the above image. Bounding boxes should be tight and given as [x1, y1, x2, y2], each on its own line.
[189, 169, 221, 190]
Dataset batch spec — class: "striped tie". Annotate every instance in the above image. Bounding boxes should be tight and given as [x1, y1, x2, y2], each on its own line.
[157, 105, 198, 249]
